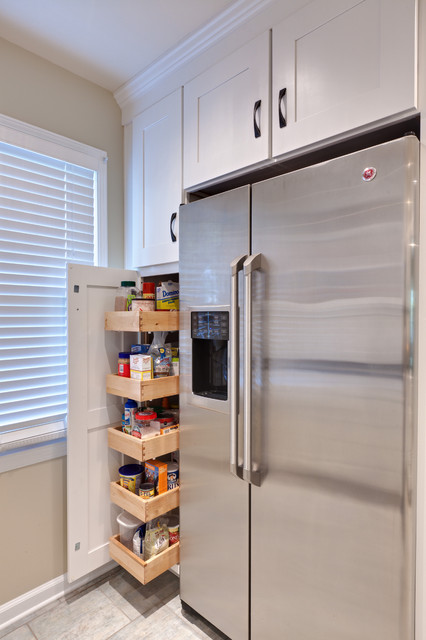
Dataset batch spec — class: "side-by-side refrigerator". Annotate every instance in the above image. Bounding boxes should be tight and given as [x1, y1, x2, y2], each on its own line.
[178, 135, 419, 640]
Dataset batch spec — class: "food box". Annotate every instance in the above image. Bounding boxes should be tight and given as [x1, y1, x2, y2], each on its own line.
[130, 370, 153, 381]
[131, 344, 150, 354]
[144, 459, 168, 494]
[156, 281, 179, 310]
[130, 354, 153, 373]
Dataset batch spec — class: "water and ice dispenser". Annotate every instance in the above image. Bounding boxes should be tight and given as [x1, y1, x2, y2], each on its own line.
[191, 311, 229, 401]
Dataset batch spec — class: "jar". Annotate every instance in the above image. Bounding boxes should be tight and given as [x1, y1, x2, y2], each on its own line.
[114, 281, 139, 311]
[142, 282, 155, 299]
[118, 352, 130, 377]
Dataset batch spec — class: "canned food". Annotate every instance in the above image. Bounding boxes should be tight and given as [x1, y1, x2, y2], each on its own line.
[139, 483, 155, 499]
[168, 523, 179, 545]
[167, 462, 179, 490]
[118, 464, 143, 493]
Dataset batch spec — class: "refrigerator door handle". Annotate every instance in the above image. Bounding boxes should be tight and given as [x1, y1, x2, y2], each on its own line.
[230, 254, 247, 479]
[243, 253, 262, 486]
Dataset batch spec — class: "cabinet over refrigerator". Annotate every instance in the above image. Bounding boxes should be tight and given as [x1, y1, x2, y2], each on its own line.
[178, 135, 419, 640]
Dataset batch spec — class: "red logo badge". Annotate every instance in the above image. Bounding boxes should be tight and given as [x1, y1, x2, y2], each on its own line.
[362, 167, 377, 182]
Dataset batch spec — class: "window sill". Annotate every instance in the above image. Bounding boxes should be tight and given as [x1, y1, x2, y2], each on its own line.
[0, 437, 67, 473]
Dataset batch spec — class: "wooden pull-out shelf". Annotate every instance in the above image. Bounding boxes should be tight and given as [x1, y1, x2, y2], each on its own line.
[109, 535, 180, 585]
[108, 426, 179, 460]
[106, 374, 179, 402]
[110, 482, 179, 522]
[105, 310, 179, 333]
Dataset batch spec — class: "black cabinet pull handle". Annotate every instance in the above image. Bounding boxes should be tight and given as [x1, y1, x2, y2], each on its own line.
[170, 212, 177, 242]
[279, 88, 287, 128]
[253, 100, 261, 138]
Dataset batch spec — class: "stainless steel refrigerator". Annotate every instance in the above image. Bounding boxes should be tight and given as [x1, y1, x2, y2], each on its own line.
[178, 135, 418, 640]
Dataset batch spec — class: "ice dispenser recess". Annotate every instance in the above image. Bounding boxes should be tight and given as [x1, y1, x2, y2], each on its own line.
[191, 311, 229, 401]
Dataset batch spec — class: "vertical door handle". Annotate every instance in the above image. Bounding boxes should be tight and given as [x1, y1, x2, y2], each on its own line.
[253, 100, 261, 138]
[243, 253, 262, 486]
[230, 255, 247, 479]
[170, 212, 177, 242]
[278, 88, 287, 128]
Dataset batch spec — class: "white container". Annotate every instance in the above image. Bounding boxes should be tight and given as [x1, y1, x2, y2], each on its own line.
[116, 511, 142, 549]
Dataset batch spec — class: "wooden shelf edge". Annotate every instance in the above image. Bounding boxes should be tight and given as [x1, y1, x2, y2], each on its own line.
[105, 310, 179, 333]
[106, 374, 179, 402]
[110, 482, 179, 521]
[109, 535, 180, 584]
[108, 426, 179, 460]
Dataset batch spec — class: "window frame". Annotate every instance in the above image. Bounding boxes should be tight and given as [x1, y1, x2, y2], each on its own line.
[0, 114, 108, 472]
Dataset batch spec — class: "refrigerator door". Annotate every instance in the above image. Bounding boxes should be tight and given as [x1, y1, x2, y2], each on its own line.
[179, 187, 250, 640]
[250, 137, 418, 640]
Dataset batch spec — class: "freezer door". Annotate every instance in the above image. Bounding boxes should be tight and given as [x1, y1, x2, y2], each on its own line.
[250, 136, 418, 640]
[179, 187, 250, 640]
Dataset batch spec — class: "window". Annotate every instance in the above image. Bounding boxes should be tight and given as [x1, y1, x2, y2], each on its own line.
[0, 114, 107, 471]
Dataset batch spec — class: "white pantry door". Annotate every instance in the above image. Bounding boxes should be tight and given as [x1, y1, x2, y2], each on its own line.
[67, 264, 138, 582]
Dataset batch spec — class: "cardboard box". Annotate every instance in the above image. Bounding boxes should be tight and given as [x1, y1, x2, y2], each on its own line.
[130, 354, 153, 373]
[130, 370, 153, 381]
[144, 459, 168, 494]
[130, 344, 150, 354]
[156, 281, 179, 310]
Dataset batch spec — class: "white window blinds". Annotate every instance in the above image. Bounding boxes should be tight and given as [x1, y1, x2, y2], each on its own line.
[0, 140, 97, 438]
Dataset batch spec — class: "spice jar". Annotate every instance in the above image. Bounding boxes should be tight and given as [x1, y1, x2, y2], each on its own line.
[118, 352, 130, 377]
[142, 282, 155, 300]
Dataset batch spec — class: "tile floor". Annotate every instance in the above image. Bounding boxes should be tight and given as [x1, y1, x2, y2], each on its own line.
[0, 568, 227, 640]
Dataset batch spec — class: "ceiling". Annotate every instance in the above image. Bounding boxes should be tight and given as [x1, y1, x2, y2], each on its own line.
[0, 0, 237, 93]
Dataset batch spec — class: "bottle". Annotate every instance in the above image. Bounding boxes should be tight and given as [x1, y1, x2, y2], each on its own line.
[114, 281, 139, 311]
[142, 282, 156, 300]
[123, 398, 138, 434]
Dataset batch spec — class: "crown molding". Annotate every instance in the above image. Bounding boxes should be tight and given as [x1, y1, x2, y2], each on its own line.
[114, 0, 275, 112]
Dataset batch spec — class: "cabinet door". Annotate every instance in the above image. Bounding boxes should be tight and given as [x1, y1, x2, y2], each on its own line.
[130, 89, 182, 269]
[67, 264, 138, 582]
[272, 0, 417, 157]
[183, 30, 270, 189]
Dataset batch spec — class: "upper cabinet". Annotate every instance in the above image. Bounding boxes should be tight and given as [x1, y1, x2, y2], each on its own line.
[129, 88, 182, 269]
[183, 31, 270, 189]
[182, 0, 416, 190]
[272, 0, 417, 156]
[121, 0, 417, 263]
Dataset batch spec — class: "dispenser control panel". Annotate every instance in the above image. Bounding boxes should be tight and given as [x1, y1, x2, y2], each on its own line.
[191, 311, 229, 340]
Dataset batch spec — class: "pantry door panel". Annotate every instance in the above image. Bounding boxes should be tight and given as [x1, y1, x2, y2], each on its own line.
[67, 264, 138, 582]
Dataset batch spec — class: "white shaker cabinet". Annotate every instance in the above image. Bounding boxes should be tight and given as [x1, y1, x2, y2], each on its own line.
[129, 88, 182, 269]
[183, 30, 270, 189]
[272, 0, 417, 157]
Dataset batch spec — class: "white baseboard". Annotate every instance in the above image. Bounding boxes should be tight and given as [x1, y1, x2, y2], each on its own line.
[0, 561, 117, 632]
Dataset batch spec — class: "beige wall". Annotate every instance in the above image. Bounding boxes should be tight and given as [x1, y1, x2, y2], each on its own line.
[0, 458, 67, 604]
[0, 36, 124, 268]
[0, 37, 124, 606]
